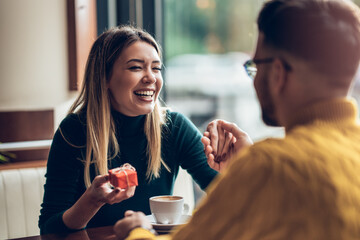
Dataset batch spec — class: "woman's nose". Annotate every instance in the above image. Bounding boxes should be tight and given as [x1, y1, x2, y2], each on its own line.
[142, 69, 156, 83]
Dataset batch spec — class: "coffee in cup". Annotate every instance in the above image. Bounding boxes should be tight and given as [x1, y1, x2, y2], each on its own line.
[149, 195, 189, 224]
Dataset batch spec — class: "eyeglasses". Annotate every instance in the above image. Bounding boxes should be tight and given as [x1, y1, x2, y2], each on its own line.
[243, 58, 291, 80]
[243, 58, 274, 80]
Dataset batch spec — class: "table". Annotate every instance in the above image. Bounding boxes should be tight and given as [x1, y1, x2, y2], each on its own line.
[9, 225, 117, 240]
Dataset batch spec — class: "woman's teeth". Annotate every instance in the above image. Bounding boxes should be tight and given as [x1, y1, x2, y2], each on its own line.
[134, 91, 154, 97]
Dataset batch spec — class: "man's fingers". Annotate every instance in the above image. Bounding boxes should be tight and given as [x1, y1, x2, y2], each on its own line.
[124, 210, 135, 217]
[207, 121, 219, 155]
[216, 122, 225, 156]
[220, 131, 232, 157]
[114, 211, 148, 240]
[218, 120, 251, 141]
[206, 119, 252, 163]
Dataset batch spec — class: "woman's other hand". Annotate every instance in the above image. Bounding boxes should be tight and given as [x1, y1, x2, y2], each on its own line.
[202, 119, 253, 172]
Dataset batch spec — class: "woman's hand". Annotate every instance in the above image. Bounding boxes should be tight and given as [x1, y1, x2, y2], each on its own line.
[202, 119, 253, 172]
[86, 174, 136, 208]
[114, 210, 154, 240]
[62, 174, 136, 230]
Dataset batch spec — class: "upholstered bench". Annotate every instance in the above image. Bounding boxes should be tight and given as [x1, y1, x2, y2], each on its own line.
[0, 167, 46, 239]
[0, 166, 194, 239]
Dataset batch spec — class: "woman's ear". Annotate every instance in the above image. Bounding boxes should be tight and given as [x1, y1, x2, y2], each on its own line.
[269, 58, 288, 95]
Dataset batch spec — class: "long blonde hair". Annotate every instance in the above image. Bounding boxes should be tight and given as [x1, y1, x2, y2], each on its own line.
[67, 26, 169, 188]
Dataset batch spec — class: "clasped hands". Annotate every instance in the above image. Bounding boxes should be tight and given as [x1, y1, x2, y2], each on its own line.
[202, 119, 253, 172]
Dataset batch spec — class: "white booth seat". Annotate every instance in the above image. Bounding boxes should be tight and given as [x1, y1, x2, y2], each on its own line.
[0, 167, 46, 239]
[0, 166, 194, 239]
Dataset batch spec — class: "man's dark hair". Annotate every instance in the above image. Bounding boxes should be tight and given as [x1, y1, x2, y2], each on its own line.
[258, 0, 360, 78]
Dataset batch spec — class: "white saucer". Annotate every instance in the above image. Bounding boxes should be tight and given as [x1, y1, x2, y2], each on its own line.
[145, 214, 191, 233]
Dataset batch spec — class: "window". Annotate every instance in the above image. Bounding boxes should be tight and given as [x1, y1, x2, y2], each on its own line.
[96, 0, 360, 142]
[164, 0, 284, 141]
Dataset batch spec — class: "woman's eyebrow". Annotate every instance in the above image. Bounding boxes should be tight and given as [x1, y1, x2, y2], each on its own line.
[126, 59, 161, 64]
[126, 59, 144, 64]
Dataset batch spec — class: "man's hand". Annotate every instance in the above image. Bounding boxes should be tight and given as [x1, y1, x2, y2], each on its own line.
[114, 210, 153, 240]
[202, 119, 253, 172]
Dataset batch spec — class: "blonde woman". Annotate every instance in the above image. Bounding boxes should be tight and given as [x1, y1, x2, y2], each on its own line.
[38, 26, 218, 234]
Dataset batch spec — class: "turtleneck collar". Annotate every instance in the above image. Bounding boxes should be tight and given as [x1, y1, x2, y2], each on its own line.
[111, 109, 147, 138]
[285, 97, 358, 133]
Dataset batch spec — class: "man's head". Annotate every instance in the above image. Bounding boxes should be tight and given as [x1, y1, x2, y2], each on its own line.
[253, 0, 360, 126]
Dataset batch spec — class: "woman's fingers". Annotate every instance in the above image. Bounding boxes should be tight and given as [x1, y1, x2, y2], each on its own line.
[104, 188, 121, 202]
[205, 144, 213, 157]
[207, 154, 218, 171]
[201, 136, 211, 150]
[92, 174, 110, 188]
[203, 131, 210, 138]
[207, 152, 215, 165]
[104, 185, 136, 205]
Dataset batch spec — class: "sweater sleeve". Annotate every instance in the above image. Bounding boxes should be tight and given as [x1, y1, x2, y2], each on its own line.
[38, 114, 86, 234]
[168, 112, 217, 190]
[126, 228, 171, 240]
[170, 147, 275, 240]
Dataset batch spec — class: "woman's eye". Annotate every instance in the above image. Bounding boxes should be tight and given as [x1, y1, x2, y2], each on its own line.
[153, 67, 162, 72]
[129, 66, 142, 70]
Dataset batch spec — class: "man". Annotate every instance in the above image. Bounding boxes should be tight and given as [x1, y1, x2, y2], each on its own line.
[114, 0, 360, 239]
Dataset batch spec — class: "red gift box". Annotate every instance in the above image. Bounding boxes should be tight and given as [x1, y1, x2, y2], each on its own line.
[108, 164, 138, 189]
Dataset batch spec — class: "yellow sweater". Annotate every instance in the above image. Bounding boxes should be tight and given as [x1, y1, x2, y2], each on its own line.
[127, 98, 360, 240]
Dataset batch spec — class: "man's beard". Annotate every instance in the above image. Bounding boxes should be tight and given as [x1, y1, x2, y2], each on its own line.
[257, 77, 279, 127]
[262, 105, 278, 126]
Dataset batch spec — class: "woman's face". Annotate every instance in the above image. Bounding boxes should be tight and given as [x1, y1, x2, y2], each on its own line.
[108, 41, 163, 116]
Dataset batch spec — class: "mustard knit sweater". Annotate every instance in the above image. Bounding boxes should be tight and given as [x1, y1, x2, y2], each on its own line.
[127, 98, 360, 240]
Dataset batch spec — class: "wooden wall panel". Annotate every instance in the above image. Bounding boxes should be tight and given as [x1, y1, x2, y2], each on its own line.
[0, 110, 54, 142]
[0, 110, 54, 163]
[67, 0, 97, 91]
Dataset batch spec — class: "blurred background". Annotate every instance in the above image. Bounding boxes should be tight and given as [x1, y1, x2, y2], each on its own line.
[1, 0, 360, 200]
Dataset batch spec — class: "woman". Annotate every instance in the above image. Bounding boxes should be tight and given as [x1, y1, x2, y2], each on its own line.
[38, 25, 217, 234]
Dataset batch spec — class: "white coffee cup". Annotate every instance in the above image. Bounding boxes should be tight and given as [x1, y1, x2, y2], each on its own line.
[149, 195, 189, 224]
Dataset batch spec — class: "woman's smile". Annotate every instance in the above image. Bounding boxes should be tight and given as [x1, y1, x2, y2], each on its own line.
[134, 89, 156, 101]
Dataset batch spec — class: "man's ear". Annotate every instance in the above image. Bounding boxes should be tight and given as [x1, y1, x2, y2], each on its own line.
[269, 58, 287, 94]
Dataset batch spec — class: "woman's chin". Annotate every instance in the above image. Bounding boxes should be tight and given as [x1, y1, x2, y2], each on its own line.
[136, 105, 155, 116]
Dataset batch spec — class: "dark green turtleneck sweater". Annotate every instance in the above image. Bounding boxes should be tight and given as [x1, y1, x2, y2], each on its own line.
[39, 110, 217, 234]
